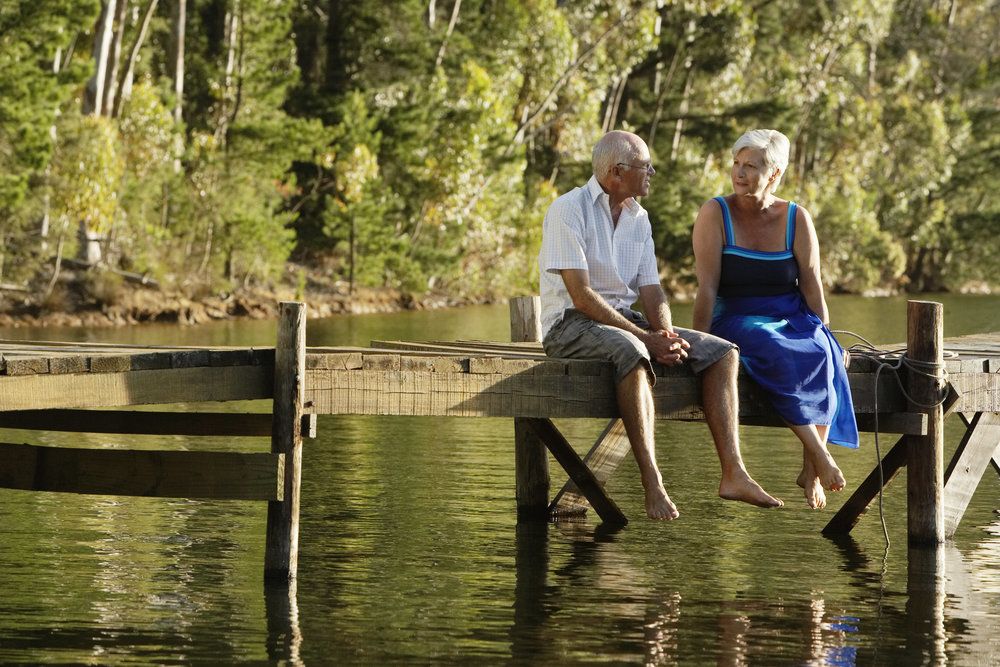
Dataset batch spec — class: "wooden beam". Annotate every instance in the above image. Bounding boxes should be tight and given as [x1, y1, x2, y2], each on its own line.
[943, 412, 1000, 538]
[265, 302, 307, 581]
[0, 365, 273, 411]
[0, 442, 283, 500]
[510, 297, 550, 520]
[0, 409, 317, 438]
[523, 417, 627, 525]
[550, 418, 631, 517]
[906, 300, 946, 545]
[822, 437, 908, 535]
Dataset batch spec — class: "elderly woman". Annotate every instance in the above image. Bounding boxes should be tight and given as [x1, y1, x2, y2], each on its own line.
[691, 129, 858, 509]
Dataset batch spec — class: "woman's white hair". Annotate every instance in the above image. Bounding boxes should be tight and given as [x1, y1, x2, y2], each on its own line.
[592, 131, 642, 178]
[732, 129, 790, 191]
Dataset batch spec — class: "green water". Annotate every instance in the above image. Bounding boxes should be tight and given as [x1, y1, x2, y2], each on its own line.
[1, 294, 998, 664]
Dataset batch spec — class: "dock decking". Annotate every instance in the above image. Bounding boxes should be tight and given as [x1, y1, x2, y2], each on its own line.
[0, 299, 998, 579]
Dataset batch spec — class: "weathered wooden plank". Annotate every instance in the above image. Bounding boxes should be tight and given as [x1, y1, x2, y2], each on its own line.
[47, 356, 89, 374]
[822, 437, 909, 535]
[0, 365, 273, 411]
[0, 443, 283, 500]
[0, 409, 278, 436]
[304, 367, 906, 419]
[906, 300, 945, 544]
[550, 418, 631, 517]
[89, 354, 132, 373]
[523, 417, 627, 525]
[265, 302, 306, 581]
[172, 350, 211, 368]
[5, 357, 50, 376]
[306, 352, 363, 370]
[948, 372, 1000, 413]
[510, 296, 550, 520]
[372, 339, 550, 359]
[943, 412, 1000, 538]
[210, 349, 255, 366]
[128, 352, 173, 371]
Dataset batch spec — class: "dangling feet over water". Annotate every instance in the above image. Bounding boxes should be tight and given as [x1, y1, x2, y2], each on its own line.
[796, 463, 827, 509]
[812, 449, 846, 492]
[719, 469, 784, 508]
[644, 482, 680, 520]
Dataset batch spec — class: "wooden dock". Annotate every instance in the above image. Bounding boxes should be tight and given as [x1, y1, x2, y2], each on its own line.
[1, 299, 998, 579]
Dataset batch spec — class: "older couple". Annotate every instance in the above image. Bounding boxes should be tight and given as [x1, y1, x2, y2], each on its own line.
[538, 129, 857, 519]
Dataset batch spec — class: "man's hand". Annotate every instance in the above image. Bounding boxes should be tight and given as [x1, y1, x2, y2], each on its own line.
[644, 329, 690, 366]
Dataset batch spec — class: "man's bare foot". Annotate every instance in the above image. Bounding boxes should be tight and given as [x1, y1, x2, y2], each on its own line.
[811, 451, 846, 491]
[797, 466, 827, 509]
[719, 470, 784, 508]
[645, 484, 680, 520]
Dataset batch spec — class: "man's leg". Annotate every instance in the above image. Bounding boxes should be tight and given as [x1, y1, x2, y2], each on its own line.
[701, 349, 784, 508]
[616, 365, 679, 520]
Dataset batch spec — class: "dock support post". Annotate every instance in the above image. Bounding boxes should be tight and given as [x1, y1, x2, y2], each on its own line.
[510, 296, 549, 519]
[265, 302, 306, 580]
[906, 300, 945, 545]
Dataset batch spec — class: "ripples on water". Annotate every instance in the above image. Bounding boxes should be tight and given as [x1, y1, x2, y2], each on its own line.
[0, 296, 998, 664]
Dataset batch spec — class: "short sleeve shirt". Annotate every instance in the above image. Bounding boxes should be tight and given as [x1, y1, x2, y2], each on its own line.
[538, 175, 659, 336]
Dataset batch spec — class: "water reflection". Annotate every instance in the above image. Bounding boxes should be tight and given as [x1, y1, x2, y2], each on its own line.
[265, 580, 303, 666]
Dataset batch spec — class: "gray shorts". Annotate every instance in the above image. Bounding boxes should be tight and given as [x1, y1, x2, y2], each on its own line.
[542, 308, 736, 385]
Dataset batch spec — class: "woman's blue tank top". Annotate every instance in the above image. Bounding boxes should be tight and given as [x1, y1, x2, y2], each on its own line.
[715, 196, 799, 298]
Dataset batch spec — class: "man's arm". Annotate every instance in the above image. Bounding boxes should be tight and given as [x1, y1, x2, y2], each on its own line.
[561, 269, 687, 365]
[638, 284, 673, 333]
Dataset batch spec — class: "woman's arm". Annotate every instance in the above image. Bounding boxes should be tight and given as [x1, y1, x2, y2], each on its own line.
[691, 200, 725, 332]
[793, 206, 830, 324]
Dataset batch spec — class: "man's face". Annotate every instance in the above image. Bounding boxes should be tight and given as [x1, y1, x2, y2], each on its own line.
[614, 141, 654, 199]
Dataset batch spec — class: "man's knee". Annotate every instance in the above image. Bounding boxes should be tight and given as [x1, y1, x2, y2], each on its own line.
[708, 347, 739, 374]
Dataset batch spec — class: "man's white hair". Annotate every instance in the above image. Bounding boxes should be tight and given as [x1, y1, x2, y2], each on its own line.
[732, 129, 790, 191]
[592, 131, 642, 178]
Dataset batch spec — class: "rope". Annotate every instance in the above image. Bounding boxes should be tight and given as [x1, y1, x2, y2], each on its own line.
[830, 329, 953, 549]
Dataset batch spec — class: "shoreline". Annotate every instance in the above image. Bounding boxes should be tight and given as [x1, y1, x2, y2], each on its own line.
[0, 284, 496, 329]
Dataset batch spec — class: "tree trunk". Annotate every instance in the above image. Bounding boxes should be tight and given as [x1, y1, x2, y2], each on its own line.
[85, 0, 118, 116]
[171, 0, 186, 172]
[434, 0, 461, 68]
[427, 0, 436, 28]
[102, 0, 129, 116]
[669, 59, 693, 162]
[77, 220, 102, 265]
[114, 0, 160, 118]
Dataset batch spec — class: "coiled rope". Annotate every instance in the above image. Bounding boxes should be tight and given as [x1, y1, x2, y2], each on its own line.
[830, 329, 954, 549]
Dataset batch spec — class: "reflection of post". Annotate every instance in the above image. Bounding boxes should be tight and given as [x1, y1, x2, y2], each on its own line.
[510, 521, 549, 662]
[906, 546, 947, 665]
[510, 296, 550, 519]
[265, 579, 303, 665]
[906, 301, 945, 544]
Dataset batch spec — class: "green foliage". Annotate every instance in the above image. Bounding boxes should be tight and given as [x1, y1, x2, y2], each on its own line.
[2, 0, 998, 301]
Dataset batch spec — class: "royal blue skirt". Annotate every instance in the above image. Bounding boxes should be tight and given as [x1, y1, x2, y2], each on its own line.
[711, 292, 859, 448]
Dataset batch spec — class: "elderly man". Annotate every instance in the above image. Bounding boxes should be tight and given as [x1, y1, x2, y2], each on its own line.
[538, 130, 783, 520]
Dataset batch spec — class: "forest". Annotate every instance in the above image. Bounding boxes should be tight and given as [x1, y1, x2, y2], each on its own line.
[1, 0, 998, 317]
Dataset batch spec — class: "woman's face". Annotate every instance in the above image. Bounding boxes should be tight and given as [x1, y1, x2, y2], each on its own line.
[731, 147, 774, 197]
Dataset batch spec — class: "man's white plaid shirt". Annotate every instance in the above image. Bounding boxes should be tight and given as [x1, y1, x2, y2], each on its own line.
[538, 175, 660, 336]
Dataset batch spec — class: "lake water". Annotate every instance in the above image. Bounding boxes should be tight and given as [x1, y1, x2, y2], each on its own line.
[1, 294, 998, 664]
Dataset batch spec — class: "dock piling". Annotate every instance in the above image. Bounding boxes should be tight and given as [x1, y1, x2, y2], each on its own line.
[510, 296, 550, 519]
[265, 302, 307, 580]
[906, 300, 946, 545]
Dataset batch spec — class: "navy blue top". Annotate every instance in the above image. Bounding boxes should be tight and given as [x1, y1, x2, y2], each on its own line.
[715, 196, 799, 298]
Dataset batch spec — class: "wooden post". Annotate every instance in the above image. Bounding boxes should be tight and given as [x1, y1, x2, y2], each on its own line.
[510, 296, 549, 519]
[265, 302, 306, 580]
[906, 300, 945, 545]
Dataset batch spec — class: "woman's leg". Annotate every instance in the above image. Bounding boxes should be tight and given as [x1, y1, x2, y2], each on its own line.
[796, 426, 830, 508]
[789, 424, 845, 493]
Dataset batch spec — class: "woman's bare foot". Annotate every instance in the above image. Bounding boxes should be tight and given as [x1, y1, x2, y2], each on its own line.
[719, 470, 784, 508]
[645, 484, 680, 520]
[796, 468, 827, 509]
[796, 461, 827, 509]
[811, 450, 846, 491]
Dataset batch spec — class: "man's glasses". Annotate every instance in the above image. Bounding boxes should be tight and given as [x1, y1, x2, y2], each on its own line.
[617, 162, 655, 174]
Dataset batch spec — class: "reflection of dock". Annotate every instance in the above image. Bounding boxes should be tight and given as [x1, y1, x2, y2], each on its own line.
[1, 299, 998, 579]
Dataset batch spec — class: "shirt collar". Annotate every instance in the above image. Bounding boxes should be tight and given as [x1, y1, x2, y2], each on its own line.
[587, 175, 640, 213]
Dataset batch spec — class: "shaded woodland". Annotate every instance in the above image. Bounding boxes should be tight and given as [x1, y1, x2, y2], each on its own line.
[2, 0, 998, 311]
